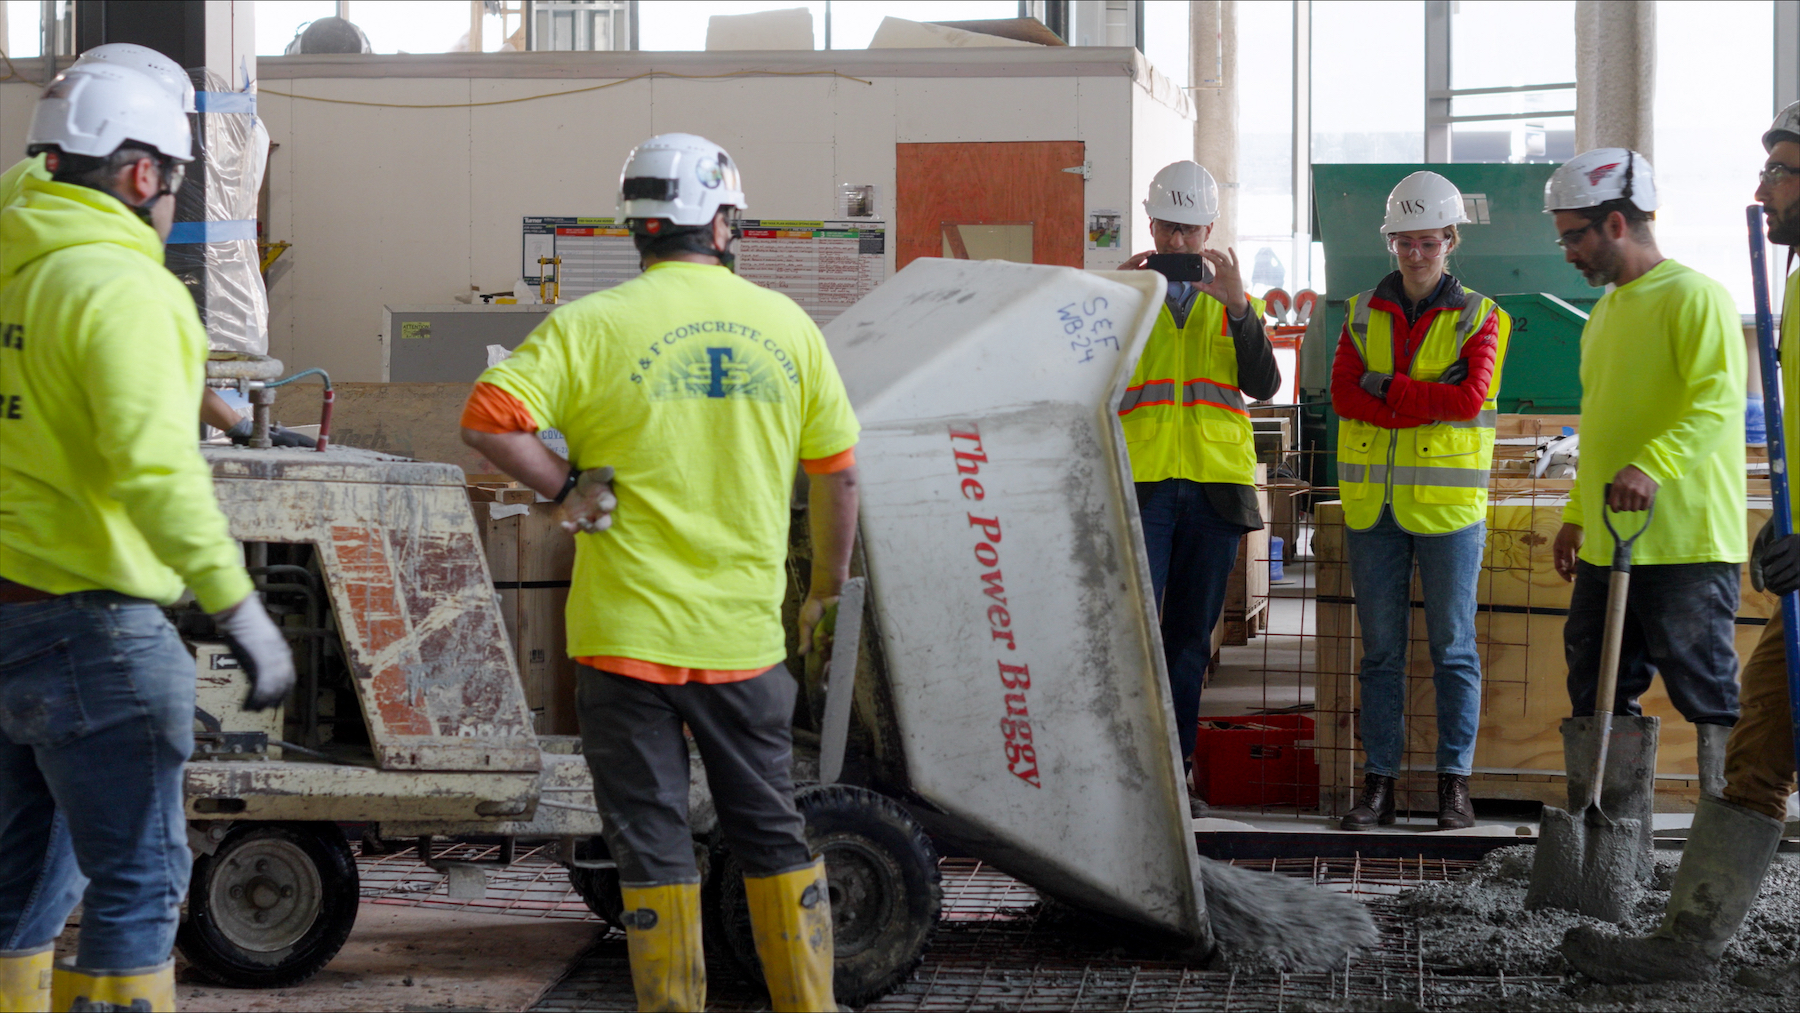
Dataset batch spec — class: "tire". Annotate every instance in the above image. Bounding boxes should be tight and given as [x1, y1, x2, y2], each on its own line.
[177, 822, 359, 988]
[565, 838, 626, 933]
[708, 784, 941, 1006]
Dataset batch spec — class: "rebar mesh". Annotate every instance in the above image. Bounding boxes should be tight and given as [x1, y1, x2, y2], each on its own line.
[355, 839, 604, 922]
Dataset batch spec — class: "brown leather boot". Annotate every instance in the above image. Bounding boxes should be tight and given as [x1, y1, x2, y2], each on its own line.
[1437, 773, 1475, 829]
[1340, 773, 1395, 830]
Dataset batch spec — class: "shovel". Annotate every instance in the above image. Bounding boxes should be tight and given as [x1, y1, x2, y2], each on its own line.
[1525, 484, 1653, 922]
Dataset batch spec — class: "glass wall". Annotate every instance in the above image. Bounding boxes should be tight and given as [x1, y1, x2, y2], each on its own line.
[1446, 0, 1574, 163]
[1311, 1, 1423, 164]
[1654, 0, 1775, 315]
[1237, 0, 1297, 295]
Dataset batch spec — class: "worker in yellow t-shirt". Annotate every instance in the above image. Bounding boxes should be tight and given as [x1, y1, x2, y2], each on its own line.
[1562, 107, 1800, 987]
[460, 134, 859, 1013]
[1545, 149, 1746, 788]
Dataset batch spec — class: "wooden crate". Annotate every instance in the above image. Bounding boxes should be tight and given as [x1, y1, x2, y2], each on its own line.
[1313, 489, 1773, 816]
[469, 483, 580, 736]
[1221, 465, 1272, 645]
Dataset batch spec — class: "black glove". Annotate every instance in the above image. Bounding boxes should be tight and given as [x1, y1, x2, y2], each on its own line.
[1439, 358, 1470, 385]
[226, 418, 317, 449]
[1359, 371, 1393, 399]
[1751, 517, 1776, 593]
[1760, 526, 1800, 598]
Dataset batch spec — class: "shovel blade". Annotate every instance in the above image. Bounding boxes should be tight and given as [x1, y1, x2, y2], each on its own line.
[1526, 805, 1643, 923]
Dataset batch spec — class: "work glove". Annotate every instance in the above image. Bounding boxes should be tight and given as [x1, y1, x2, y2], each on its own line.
[1439, 358, 1470, 386]
[1359, 371, 1393, 399]
[1756, 520, 1800, 598]
[559, 466, 617, 534]
[225, 418, 317, 449]
[213, 594, 297, 711]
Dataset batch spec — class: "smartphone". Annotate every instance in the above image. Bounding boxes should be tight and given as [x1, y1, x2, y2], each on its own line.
[1145, 252, 1214, 284]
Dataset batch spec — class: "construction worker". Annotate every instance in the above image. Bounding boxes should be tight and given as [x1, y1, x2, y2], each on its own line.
[1544, 149, 1746, 801]
[0, 43, 285, 447]
[1116, 161, 1278, 804]
[1562, 106, 1800, 984]
[460, 133, 857, 1011]
[0, 64, 294, 1012]
[1331, 172, 1511, 832]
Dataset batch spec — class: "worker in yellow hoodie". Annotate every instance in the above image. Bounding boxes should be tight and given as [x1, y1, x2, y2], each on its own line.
[1561, 105, 1800, 986]
[0, 64, 294, 1013]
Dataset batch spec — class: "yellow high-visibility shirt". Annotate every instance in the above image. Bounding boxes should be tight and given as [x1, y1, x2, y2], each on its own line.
[1782, 266, 1800, 529]
[0, 176, 252, 611]
[477, 261, 861, 671]
[1563, 259, 1746, 566]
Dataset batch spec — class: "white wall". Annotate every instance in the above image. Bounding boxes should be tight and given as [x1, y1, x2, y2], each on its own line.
[257, 50, 1190, 380]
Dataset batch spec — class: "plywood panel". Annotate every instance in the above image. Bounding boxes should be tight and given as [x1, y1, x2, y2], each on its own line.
[896, 141, 1086, 271]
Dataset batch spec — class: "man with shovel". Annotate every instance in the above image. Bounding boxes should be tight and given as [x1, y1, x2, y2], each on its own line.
[1560, 108, 1800, 985]
[1547, 149, 1747, 799]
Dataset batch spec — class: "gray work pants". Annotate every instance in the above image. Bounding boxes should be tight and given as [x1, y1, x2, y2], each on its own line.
[577, 665, 812, 885]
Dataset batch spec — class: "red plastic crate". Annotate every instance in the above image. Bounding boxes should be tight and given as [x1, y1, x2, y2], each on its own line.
[1191, 714, 1320, 807]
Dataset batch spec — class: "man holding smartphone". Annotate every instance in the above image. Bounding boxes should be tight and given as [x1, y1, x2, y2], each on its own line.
[1117, 160, 1279, 807]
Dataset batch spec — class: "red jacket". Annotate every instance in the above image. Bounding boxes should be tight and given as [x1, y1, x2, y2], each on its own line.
[1331, 275, 1501, 430]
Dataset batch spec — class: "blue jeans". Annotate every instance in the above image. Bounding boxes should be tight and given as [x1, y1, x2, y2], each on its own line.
[1135, 479, 1245, 765]
[1345, 508, 1485, 777]
[0, 592, 194, 967]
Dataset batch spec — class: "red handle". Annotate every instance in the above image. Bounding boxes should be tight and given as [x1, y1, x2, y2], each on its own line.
[316, 388, 335, 452]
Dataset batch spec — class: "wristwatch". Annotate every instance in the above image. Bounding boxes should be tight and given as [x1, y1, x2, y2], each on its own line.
[553, 466, 581, 504]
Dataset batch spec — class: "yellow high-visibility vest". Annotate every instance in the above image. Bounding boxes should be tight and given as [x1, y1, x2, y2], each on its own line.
[1119, 293, 1266, 485]
[1336, 289, 1511, 534]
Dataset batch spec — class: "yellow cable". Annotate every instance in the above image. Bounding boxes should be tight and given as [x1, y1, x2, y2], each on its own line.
[258, 68, 872, 109]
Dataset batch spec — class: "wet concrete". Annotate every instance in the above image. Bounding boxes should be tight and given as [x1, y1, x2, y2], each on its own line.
[1390, 844, 1800, 1011]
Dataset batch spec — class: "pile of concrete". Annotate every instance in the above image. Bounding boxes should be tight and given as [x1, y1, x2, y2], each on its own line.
[1392, 844, 1800, 1011]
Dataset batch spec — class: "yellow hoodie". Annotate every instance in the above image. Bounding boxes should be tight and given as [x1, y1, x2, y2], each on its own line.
[0, 175, 251, 611]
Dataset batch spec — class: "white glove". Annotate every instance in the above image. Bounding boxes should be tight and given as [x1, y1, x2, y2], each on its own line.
[214, 594, 297, 712]
[559, 466, 617, 534]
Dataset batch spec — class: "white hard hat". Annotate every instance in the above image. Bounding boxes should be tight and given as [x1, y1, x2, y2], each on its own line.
[1544, 148, 1657, 214]
[27, 64, 193, 163]
[72, 43, 196, 113]
[1380, 171, 1470, 235]
[1143, 160, 1219, 227]
[618, 133, 746, 230]
[1765, 100, 1800, 152]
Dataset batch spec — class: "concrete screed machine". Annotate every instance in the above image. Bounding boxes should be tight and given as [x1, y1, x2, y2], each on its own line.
[175, 260, 1209, 1004]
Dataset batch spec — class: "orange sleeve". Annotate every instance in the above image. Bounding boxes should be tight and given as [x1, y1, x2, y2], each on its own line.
[801, 446, 856, 475]
[460, 381, 539, 434]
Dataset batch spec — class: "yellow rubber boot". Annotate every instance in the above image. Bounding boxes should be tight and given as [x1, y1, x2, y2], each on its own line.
[49, 960, 175, 1012]
[0, 944, 54, 1012]
[743, 859, 836, 1012]
[617, 882, 704, 1013]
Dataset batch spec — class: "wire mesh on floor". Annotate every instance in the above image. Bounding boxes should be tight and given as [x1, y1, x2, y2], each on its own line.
[355, 839, 607, 922]
[526, 855, 1563, 1012]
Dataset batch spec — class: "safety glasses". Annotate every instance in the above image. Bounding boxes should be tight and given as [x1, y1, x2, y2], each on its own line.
[1760, 162, 1800, 186]
[1554, 217, 1606, 250]
[1150, 219, 1206, 238]
[1388, 235, 1447, 259]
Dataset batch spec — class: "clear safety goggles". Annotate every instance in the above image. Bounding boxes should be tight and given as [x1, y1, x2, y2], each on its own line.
[1760, 162, 1800, 186]
[1388, 235, 1447, 259]
[1151, 219, 1206, 238]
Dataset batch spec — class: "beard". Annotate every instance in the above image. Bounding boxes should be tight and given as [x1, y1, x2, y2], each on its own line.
[1574, 243, 1624, 287]
[1768, 193, 1800, 247]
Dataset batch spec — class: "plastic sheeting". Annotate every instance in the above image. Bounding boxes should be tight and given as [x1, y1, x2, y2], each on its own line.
[167, 69, 269, 356]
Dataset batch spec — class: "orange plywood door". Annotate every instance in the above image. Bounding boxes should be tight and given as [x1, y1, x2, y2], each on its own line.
[896, 141, 1086, 272]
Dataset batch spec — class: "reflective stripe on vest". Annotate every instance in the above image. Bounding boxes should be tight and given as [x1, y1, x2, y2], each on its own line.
[1119, 377, 1248, 416]
[1336, 462, 1490, 488]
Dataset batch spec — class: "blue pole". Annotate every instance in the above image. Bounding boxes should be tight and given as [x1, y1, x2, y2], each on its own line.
[1745, 203, 1800, 785]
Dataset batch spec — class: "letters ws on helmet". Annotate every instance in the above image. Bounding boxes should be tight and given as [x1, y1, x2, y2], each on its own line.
[1765, 100, 1800, 152]
[27, 64, 193, 163]
[1143, 160, 1219, 227]
[71, 42, 196, 113]
[1544, 148, 1658, 214]
[618, 132, 747, 233]
[1380, 171, 1470, 235]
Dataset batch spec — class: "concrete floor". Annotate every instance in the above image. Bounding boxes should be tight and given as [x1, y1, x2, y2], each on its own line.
[1200, 558, 1318, 718]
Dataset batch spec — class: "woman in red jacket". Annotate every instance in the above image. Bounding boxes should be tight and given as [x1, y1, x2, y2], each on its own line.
[1330, 171, 1509, 832]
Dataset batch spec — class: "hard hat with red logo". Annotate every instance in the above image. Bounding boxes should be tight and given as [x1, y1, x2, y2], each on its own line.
[1765, 100, 1800, 152]
[1379, 171, 1470, 235]
[1544, 148, 1658, 214]
[1143, 160, 1219, 227]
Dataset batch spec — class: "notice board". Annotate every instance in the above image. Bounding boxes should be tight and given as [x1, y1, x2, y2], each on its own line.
[522, 217, 886, 325]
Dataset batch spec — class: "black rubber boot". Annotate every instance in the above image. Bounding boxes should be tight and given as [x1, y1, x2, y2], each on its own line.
[1437, 773, 1475, 829]
[1340, 773, 1395, 831]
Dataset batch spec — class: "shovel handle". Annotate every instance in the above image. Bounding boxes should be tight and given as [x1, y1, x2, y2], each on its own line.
[1600, 483, 1654, 573]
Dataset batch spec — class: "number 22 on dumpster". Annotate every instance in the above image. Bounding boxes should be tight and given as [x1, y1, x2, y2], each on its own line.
[1059, 298, 1117, 364]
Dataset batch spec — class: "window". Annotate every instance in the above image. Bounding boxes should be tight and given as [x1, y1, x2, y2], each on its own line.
[1654, 0, 1775, 315]
[1440, 0, 1575, 163]
[637, 1, 1017, 52]
[1238, 0, 1297, 294]
[1311, 1, 1424, 164]
[1141, 0, 1187, 84]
